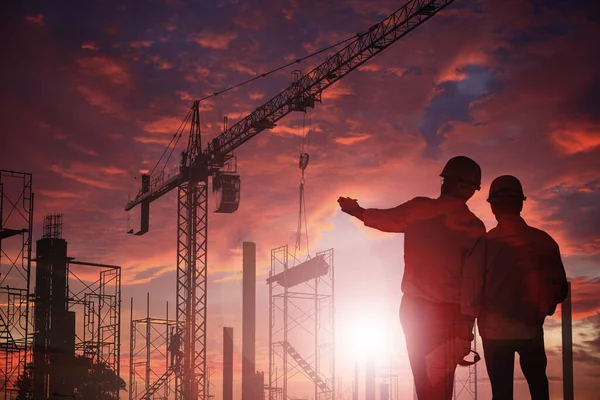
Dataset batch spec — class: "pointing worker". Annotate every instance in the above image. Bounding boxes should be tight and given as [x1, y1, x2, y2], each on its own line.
[462, 175, 568, 399]
[338, 156, 485, 399]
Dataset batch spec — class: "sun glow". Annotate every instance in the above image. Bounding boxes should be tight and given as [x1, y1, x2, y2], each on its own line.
[338, 306, 396, 363]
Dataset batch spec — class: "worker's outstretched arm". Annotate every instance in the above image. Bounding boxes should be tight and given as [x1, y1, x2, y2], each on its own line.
[337, 196, 415, 233]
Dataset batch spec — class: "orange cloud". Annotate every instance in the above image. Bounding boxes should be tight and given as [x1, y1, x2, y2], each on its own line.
[129, 40, 153, 49]
[143, 116, 187, 134]
[190, 30, 238, 50]
[184, 65, 212, 83]
[333, 133, 372, 145]
[76, 56, 131, 87]
[81, 41, 100, 50]
[76, 85, 122, 114]
[249, 91, 265, 101]
[358, 63, 380, 72]
[229, 63, 256, 75]
[49, 164, 117, 190]
[549, 121, 600, 155]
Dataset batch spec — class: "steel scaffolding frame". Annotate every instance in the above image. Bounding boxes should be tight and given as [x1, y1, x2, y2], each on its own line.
[453, 327, 478, 400]
[268, 246, 334, 400]
[66, 259, 122, 398]
[378, 374, 399, 400]
[129, 295, 176, 400]
[0, 170, 33, 400]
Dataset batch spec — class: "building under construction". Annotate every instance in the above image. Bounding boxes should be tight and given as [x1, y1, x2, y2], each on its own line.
[1, 0, 581, 398]
[0, 177, 122, 400]
[32, 213, 122, 399]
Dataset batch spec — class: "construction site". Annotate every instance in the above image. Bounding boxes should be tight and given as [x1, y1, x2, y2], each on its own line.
[0, 0, 585, 399]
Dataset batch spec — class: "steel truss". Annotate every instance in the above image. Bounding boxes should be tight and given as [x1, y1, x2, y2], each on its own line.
[66, 259, 122, 397]
[0, 170, 33, 400]
[129, 295, 176, 400]
[269, 246, 334, 400]
[176, 181, 207, 400]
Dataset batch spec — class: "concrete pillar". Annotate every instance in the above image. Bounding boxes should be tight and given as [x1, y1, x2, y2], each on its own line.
[242, 242, 256, 400]
[366, 359, 376, 400]
[223, 327, 234, 400]
[562, 281, 574, 400]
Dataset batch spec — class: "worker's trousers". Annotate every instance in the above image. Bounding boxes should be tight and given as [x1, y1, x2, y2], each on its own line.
[400, 295, 472, 400]
[482, 330, 549, 400]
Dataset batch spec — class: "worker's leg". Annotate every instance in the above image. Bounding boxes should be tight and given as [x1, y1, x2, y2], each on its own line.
[517, 332, 549, 400]
[401, 297, 429, 399]
[428, 309, 459, 400]
[400, 296, 456, 400]
[482, 338, 515, 400]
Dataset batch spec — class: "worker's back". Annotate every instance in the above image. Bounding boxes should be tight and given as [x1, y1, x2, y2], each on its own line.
[404, 195, 484, 304]
[478, 216, 567, 339]
[363, 194, 485, 304]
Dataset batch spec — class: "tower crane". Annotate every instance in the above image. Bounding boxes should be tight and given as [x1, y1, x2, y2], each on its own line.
[124, 1, 457, 398]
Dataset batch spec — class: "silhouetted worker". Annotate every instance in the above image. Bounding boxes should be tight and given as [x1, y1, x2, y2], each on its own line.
[462, 175, 568, 400]
[338, 156, 485, 399]
[169, 328, 182, 370]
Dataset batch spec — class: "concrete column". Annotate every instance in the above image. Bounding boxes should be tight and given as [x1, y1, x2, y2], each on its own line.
[242, 242, 256, 400]
[562, 281, 574, 400]
[223, 327, 234, 400]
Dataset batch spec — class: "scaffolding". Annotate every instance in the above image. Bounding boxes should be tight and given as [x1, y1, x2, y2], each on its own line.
[0, 170, 34, 400]
[453, 327, 478, 400]
[268, 246, 334, 400]
[378, 374, 399, 400]
[129, 294, 176, 400]
[65, 256, 122, 398]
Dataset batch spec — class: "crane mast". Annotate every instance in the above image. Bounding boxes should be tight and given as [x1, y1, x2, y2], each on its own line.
[125, 1, 457, 399]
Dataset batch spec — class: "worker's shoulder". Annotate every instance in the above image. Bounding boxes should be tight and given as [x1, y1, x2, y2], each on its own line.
[465, 209, 485, 233]
[400, 195, 436, 208]
[525, 224, 560, 247]
[408, 195, 435, 203]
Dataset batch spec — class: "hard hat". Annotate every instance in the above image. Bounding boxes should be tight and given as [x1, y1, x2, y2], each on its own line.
[487, 175, 526, 202]
[440, 156, 481, 190]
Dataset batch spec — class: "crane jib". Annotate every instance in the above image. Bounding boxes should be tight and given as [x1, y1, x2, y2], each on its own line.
[202, 0, 455, 162]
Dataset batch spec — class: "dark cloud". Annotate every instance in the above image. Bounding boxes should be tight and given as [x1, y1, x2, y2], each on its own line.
[419, 65, 502, 152]
[569, 277, 600, 318]
[539, 181, 600, 248]
[573, 313, 600, 368]
[563, 77, 600, 125]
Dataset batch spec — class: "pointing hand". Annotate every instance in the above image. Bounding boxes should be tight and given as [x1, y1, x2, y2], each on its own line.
[337, 197, 363, 218]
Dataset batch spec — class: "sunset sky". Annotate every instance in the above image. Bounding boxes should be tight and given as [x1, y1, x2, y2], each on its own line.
[1, 0, 600, 398]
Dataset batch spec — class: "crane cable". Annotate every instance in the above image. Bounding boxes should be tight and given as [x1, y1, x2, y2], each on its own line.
[293, 108, 312, 265]
[196, 35, 358, 103]
[146, 34, 357, 181]
[148, 107, 193, 177]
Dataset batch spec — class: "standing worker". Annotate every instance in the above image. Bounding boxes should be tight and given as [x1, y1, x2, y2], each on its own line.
[462, 175, 568, 399]
[338, 156, 486, 399]
[169, 327, 182, 371]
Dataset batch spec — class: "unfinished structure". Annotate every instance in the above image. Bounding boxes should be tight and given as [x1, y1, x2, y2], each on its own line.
[129, 294, 176, 400]
[268, 246, 334, 400]
[32, 214, 122, 399]
[0, 170, 34, 400]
